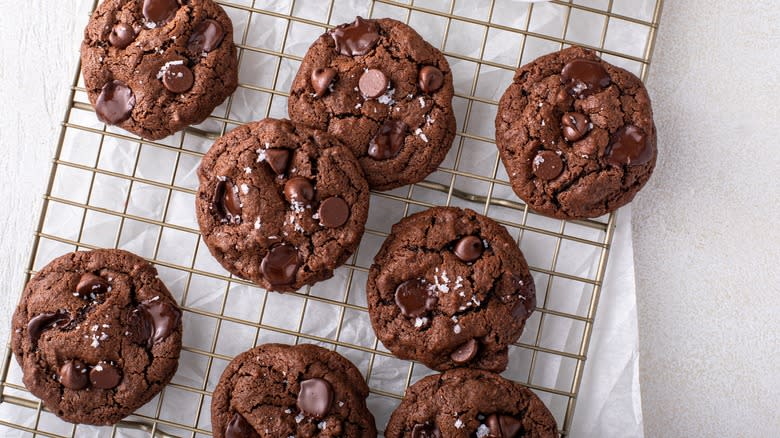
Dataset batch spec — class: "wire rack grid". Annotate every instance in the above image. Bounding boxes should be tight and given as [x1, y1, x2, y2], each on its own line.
[0, 0, 664, 436]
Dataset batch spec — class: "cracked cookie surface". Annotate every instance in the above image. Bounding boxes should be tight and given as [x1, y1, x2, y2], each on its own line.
[211, 343, 377, 438]
[195, 118, 370, 292]
[288, 17, 457, 191]
[385, 369, 558, 437]
[495, 47, 657, 219]
[11, 249, 183, 425]
[81, 0, 238, 140]
[367, 207, 536, 372]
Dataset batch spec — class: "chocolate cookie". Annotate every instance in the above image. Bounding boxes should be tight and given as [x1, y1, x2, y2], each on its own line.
[195, 118, 370, 292]
[11, 249, 183, 425]
[210, 343, 377, 437]
[81, 0, 238, 140]
[385, 369, 558, 437]
[495, 47, 657, 219]
[367, 207, 536, 372]
[288, 17, 457, 190]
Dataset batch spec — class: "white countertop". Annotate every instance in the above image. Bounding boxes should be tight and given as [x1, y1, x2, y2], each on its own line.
[0, 0, 777, 436]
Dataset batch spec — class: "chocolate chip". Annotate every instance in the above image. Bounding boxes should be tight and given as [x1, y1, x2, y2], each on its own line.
[368, 119, 408, 160]
[394, 278, 437, 318]
[59, 360, 89, 390]
[450, 338, 478, 364]
[418, 66, 444, 94]
[511, 274, 536, 320]
[284, 177, 315, 204]
[561, 112, 590, 142]
[359, 69, 388, 98]
[329, 16, 380, 56]
[311, 68, 337, 98]
[261, 244, 300, 287]
[532, 150, 564, 180]
[27, 311, 70, 345]
[214, 179, 242, 223]
[486, 413, 524, 438]
[453, 235, 484, 263]
[225, 413, 259, 438]
[606, 125, 653, 166]
[318, 197, 350, 228]
[142, 0, 179, 25]
[188, 19, 225, 54]
[297, 378, 333, 418]
[132, 299, 182, 347]
[89, 361, 121, 389]
[265, 149, 291, 175]
[412, 423, 442, 438]
[109, 23, 135, 49]
[561, 58, 611, 98]
[162, 62, 194, 93]
[75, 272, 110, 298]
[95, 80, 135, 125]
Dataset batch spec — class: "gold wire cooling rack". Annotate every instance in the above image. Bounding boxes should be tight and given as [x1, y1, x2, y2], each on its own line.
[0, 0, 664, 436]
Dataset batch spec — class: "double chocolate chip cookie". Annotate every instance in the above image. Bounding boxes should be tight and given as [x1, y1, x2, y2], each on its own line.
[195, 118, 370, 292]
[11, 249, 182, 425]
[81, 0, 239, 140]
[289, 17, 457, 190]
[211, 343, 377, 437]
[367, 207, 536, 372]
[385, 369, 558, 437]
[495, 47, 657, 219]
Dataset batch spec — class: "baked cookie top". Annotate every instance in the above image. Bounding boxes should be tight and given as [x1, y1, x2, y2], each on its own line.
[288, 17, 457, 190]
[81, 0, 238, 140]
[195, 118, 370, 292]
[495, 46, 657, 219]
[11, 249, 182, 425]
[367, 207, 536, 372]
[211, 343, 377, 438]
[385, 369, 558, 438]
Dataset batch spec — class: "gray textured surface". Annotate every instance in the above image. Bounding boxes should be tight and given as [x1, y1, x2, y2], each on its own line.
[0, 1, 777, 436]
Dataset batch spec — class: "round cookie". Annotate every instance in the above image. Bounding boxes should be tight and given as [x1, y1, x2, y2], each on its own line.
[11, 249, 183, 425]
[210, 343, 377, 437]
[385, 369, 558, 437]
[195, 118, 370, 292]
[81, 0, 239, 140]
[288, 16, 457, 191]
[367, 207, 536, 372]
[495, 46, 657, 219]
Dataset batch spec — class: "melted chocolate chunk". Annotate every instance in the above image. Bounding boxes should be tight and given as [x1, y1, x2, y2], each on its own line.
[142, 0, 179, 25]
[359, 69, 388, 98]
[318, 197, 350, 228]
[283, 177, 315, 204]
[131, 299, 182, 347]
[450, 338, 479, 364]
[532, 150, 564, 181]
[162, 63, 194, 93]
[188, 19, 225, 54]
[561, 112, 590, 142]
[109, 23, 135, 49]
[264, 148, 291, 175]
[453, 235, 484, 263]
[75, 272, 110, 299]
[89, 361, 121, 389]
[412, 423, 442, 438]
[59, 360, 89, 390]
[485, 413, 524, 438]
[561, 58, 611, 98]
[297, 378, 333, 418]
[606, 125, 653, 166]
[418, 66, 444, 94]
[27, 311, 70, 345]
[214, 179, 242, 223]
[311, 67, 337, 98]
[368, 119, 408, 160]
[394, 278, 437, 318]
[261, 244, 300, 287]
[329, 16, 380, 56]
[95, 80, 135, 125]
[225, 413, 259, 438]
